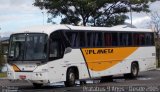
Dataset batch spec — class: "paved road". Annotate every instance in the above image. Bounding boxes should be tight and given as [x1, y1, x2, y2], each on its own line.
[1, 70, 160, 92]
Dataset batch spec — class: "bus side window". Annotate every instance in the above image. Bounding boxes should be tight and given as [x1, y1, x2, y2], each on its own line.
[151, 33, 154, 45]
[104, 32, 118, 47]
[133, 33, 145, 46]
[112, 33, 118, 46]
[94, 32, 103, 47]
[66, 32, 85, 48]
[145, 33, 153, 46]
[104, 33, 112, 47]
[119, 33, 126, 46]
[119, 33, 132, 46]
[78, 32, 86, 47]
[49, 32, 64, 60]
[139, 33, 145, 46]
[87, 32, 93, 47]
[66, 32, 77, 47]
[128, 33, 133, 46]
[133, 33, 138, 46]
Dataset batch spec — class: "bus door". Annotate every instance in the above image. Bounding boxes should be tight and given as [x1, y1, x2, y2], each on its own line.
[47, 31, 66, 82]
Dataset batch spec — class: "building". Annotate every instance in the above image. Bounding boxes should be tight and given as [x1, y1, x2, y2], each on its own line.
[0, 38, 9, 55]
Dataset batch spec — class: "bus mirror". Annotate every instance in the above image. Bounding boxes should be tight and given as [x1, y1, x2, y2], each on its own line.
[64, 47, 72, 54]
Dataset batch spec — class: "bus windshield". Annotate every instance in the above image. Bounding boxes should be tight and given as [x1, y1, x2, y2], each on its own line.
[8, 33, 48, 61]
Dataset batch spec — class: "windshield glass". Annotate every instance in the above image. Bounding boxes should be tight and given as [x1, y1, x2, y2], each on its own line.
[8, 33, 48, 61]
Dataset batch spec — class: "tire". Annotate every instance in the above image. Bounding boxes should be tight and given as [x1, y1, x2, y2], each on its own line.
[33, 83, 43, 88]
[124, 63, 139, 79]
[65, 69, 76, 87]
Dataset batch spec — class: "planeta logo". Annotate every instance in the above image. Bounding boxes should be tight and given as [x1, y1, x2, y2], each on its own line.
[84, 49, 113, 55]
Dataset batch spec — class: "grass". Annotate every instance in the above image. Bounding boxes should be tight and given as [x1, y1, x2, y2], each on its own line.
[0, 72, 7, 78]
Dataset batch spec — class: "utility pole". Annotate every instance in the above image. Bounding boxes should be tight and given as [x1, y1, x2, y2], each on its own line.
[122, 0, 133, 27]
[40, 0, 45, 25]
[130, 4, 133, 28]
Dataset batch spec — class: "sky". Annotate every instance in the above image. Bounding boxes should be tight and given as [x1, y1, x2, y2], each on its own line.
[126, 1, 160, 28]
[0, 0, 56, 37]
[0, 0, 160, 37]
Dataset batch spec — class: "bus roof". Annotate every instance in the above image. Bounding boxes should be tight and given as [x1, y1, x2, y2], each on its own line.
[13, 25, 153, 35]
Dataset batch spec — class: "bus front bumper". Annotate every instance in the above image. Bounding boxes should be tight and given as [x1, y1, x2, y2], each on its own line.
[7, 71, 49, 84]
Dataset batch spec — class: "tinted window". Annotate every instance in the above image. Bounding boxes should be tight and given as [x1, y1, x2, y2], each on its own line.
[104, 32, 118, 47]
[119, 33, 132, 46]
[94, 32, 103, 47]
[104, 33, 112, 46]
[87, 32, 93, 47]
[133, 33, 145, 46]
[145, 33, 154, 46]
[66, 32, 86, 48]
[49, 32, 65, 60]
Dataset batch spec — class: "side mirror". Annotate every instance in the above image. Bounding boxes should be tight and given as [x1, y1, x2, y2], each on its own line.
[64, 47, 72, 54]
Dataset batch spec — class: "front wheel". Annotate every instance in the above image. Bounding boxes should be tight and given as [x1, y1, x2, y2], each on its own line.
[124, 63, 139, 79]
[65, 69, 76, 87]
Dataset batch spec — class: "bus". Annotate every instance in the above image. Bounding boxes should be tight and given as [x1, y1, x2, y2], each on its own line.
[7, 25, 156, 87]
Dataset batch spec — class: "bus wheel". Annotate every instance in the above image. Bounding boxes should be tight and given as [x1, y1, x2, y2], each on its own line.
[33, 83, 43, 88]
[124, 63, 139, 79]
[65, 69, 76, 87]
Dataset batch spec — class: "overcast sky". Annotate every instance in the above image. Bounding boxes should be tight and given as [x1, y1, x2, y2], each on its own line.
[0, 0, 160, 37]
[125, 1, 160, 28]
[0, 0, 51, 37]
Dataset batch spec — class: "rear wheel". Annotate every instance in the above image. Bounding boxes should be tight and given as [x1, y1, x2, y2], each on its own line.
[33, 83, 43, 88]
[65, 69, 76, 87]
[124, 63, 139, 79]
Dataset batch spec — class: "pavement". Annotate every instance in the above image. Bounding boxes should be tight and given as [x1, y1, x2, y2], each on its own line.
[0, 69, 160, 92]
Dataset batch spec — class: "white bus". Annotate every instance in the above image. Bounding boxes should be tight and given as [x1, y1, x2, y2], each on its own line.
[7, 25, 156, 87]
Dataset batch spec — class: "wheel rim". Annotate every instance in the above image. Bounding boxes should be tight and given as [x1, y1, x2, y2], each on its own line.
[69, 72, 75, 82]
[132, 65, 138, 76]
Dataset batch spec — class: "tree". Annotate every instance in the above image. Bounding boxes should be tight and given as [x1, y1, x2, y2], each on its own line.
[34, 0, 155, 26]
[0, 42, 5, 71]
[151, 12, 160, 38]
[150, 11, 160, 67]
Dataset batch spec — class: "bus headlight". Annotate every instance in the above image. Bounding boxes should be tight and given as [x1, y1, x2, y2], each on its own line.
[35, 73, 44, 77]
